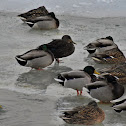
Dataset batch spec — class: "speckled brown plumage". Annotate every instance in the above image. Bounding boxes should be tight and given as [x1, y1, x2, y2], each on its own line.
[18, 6, 49, 20]
[61, 101, 105, 125]
[101, 63, 126, 84]
[92, 48, 126, 64]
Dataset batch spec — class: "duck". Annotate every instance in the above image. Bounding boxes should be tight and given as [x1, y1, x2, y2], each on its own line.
[84, 36, 117, 54]
[60, 101, 105, 125]
[15, 45, 54, 70]
[85, 74, 125, 102]
[100, 62, 126, 84]
[84, 36, 126, 64]
[92, 48, 126, 64]
[25, 12, 59, 29]
[18, 6, 49, 22]
[37, 35, 76, 63]
[54, 66, 100, 95]
[112, 99, 126, 112]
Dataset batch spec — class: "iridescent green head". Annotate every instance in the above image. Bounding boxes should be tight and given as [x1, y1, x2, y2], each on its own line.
[42, 45, 48, 51]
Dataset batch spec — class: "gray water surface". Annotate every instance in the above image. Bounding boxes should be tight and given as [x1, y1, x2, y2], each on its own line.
[0, 2, 126, 126]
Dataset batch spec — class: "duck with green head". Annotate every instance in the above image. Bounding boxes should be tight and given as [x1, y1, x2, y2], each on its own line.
[37, 35, 76, 63]
[15, 45, 54, 70]
[55, 66, 100, 95]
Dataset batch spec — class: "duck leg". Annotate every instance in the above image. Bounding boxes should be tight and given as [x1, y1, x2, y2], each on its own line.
[56, 58, 63, 63]
[36, 68, 43, 70]
[77, 90, 80, 96]
[99, 101, 111, 104]
[56, 58, 60, 63]
[80, 91, 83, 95]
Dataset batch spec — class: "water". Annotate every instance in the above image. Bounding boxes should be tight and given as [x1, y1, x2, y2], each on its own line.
[0, 0, 126, 126]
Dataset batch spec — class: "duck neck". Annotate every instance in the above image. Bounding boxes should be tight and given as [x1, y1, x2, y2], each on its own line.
[90, 74, 97, 82]
[111, 82, 124, 99]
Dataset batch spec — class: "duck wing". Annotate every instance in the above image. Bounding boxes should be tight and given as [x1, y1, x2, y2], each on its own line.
[26, 16, 53, 23]
[85, 81, 107, 91]
[38, 39, 75, 58]
[37, 39, 63, 50]
[47, 39, 69, 49]
[18, 6, 49, 18]
[17, 49, 48, 60]
[63, 105, 84, 117]
[60, 70, 89, 79]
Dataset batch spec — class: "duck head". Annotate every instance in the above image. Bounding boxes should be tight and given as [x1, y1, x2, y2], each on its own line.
[84, 43, 96, 54]
[83, 66, 100, 75]
[103, 74, 124, 99]
[48, 12, 56, 18]
[84, 36, 114, 54]
[103, 74, 117, 83]
[62, 35, 76, 44]
[42, 45, 48, 51]
[105, 36, 113, 41]
[48, 12, 60, 28]
[88, 101, 98, 107]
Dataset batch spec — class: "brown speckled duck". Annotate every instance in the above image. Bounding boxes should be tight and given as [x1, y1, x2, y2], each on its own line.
[100, 62, 126, 84]
[18, 6, 49, 22]
[61, 101, 105, 125]
[25, 12, 59, 29]
[92, 48, 126, 64]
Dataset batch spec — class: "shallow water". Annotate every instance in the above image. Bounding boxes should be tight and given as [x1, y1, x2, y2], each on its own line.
[0, 1, 126, 126]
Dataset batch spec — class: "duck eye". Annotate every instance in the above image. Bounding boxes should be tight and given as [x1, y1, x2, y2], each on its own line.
[67, 36, 71, 39]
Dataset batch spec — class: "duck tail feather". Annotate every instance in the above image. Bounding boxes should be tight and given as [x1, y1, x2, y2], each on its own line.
[15, 56, 27, 66]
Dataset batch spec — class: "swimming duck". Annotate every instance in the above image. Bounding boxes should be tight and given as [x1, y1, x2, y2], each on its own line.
[100, 62, 126, 84]
[25, 12, 59, 29]
[54, 66, 100, 95]
[92, 48, 126, 64]
[112, 99, 126, 112]
[18, 6, 49, 22]
[37, 35, 76, 63]
[84, 36, 117, 54]
[61, 101, 105, 125]
[15, 45, 54, 70]
[85, 75, 125, 102]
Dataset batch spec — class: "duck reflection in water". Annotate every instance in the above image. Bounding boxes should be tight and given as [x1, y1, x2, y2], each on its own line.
[16, 66, 72, 91]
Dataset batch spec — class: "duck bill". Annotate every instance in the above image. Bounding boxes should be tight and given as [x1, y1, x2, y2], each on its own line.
[94, 70, 100, 75]
[83, 46, 88, 50]
[0, 105, 2, 109]
[72, 41, 76, 44]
